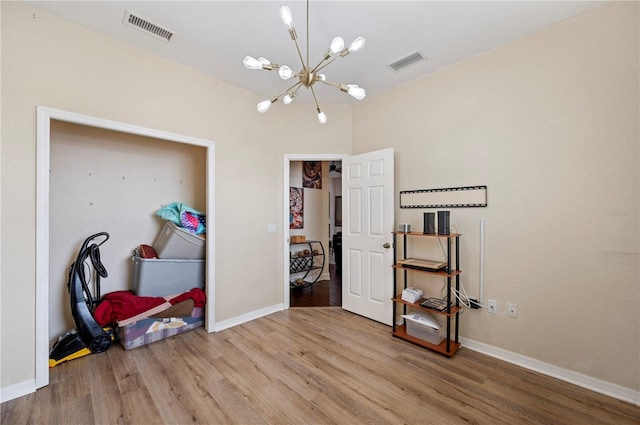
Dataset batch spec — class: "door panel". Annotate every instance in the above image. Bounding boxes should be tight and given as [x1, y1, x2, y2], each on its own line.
[369, 186, 384, 236]
[348, 187, 362, 235]
[347, 249, 362, 296]
[369, 251, 385, 303]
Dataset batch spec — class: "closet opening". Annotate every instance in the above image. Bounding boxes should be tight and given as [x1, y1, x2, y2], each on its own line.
[36, 106, 215, 389]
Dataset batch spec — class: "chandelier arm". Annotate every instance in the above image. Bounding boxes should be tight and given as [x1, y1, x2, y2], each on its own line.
[310, 54, 332, 74]
[290, 83, 303, 95]
[317, 79, 352, 94]
[262, 62, 280, 71]
[290, 34, 307, 69]
[310, 85, 327, 124]
[318, 79, 366, 100]
[275, 81, 304, 101]
[316, 79, 341, 89]
[314, 55, 343, 74]
[310, 85, 322, 110]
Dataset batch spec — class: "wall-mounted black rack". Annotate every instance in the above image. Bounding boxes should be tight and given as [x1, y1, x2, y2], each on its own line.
[400, 185, 487, 208]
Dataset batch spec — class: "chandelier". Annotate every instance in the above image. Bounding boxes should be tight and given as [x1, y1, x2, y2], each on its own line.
[243, 0, 366, 124]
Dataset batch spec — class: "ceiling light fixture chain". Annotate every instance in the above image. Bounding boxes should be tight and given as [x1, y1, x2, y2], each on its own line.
[243, 0, 366, 124]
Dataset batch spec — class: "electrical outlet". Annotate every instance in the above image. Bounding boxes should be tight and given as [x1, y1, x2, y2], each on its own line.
[487, 299, 497, 314]
[507, 303, 518, 318]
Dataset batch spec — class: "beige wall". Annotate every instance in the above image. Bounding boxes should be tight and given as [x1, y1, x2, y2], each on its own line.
[0, 2, 351, 389]
[353, 2, 639, 390]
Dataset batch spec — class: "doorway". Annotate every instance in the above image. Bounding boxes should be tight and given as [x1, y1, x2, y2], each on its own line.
[283, 154, 347, 309]
[289, 160, 342, 307]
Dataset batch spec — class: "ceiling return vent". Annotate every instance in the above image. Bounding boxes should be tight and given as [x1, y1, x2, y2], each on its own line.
[389, 51, 425, 72]
[123, 10, 175, 42]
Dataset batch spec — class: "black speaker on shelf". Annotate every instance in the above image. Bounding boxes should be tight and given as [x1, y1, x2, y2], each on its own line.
[423, 212, 435, 234]
[438, 211, 450, 235]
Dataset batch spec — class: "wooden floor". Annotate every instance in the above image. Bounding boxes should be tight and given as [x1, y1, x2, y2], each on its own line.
[3, 308, 639, 425]
[290, 264, 341, 308]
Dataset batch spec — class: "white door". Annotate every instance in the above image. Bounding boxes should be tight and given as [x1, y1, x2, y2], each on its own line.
[342, 148, 394, 325]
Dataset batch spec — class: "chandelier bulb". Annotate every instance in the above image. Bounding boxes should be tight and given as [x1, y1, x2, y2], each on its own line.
[317, 73, 326, 82]
[278, 65, 294, 80]
[330, 37, 345, 54]
[279, 6, 293, 29]
[348, 36, 366, 53]
[257, 99, 273, 113]
[347, 84, 366, 100]
[317, 110, 327, 124]
[243, 56, 263, 70]
[283, 93, 296, 105]
[258, 57, 271, 66]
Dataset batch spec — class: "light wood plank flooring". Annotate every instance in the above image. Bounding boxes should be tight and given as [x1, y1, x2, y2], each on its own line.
[2, 307, 639, 424]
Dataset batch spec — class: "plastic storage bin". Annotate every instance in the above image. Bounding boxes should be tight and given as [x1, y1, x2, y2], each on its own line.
[118, 307, 204, 350]
[154, 221, 206, 259]
[132, 255, 205, 297]
[403, 313, 444, 345]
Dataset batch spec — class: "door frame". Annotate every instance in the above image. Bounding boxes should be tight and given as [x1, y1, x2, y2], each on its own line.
[283, 154, 348, 308]
[35, 106, 216, 389]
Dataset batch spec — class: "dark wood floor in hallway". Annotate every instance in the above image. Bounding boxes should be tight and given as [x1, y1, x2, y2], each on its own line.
[290, 263, 341, 307]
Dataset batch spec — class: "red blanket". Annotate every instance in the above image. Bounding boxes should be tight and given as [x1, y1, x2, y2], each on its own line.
[94, 288, 206, 327]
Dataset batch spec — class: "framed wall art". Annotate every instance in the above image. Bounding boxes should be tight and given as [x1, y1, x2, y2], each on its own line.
[302, 161, 322, 189]
[335, 196, 342, 226]
[290, 187, 304, 229]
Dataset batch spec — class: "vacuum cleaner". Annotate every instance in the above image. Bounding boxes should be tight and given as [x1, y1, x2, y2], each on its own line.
[49, 232, 115, 367]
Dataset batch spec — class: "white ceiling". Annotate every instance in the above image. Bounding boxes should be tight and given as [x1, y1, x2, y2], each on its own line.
[24, 1, 606, 105]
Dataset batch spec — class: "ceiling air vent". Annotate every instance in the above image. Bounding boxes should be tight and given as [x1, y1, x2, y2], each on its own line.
[123, 10, 175, 42]
[389, 52, 425, 72]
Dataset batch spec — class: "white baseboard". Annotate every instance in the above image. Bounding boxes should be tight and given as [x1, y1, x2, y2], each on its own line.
[212, 303, 285, 332]
[461, 337, 640, 406]
[1, 379, 36, 403]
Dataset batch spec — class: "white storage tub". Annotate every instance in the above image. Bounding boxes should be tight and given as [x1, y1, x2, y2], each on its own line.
[154, 221, 206, 259]
[132, 256, 205, 297]
[402, 313, 444, 345]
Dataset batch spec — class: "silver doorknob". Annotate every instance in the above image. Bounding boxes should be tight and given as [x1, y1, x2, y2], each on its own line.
[383, 243, 391, 249]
